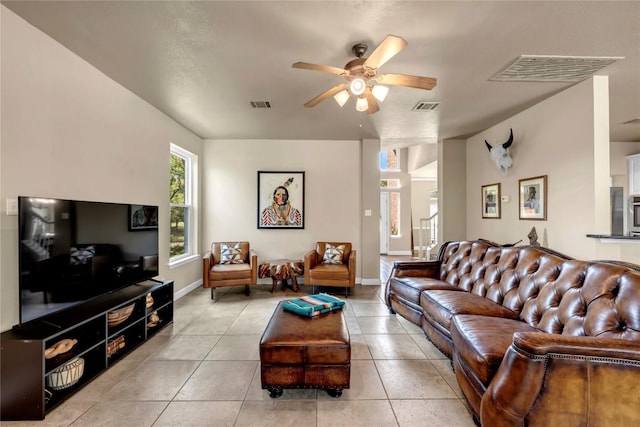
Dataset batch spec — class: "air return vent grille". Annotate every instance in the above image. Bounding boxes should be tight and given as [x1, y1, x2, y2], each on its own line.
[412, 101, 439, 111]
[491, 55, 624, 83]
[250, 101, 271, 108]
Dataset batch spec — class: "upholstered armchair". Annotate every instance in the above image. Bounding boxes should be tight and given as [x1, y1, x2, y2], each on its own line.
[203, 241, 257, 300]
[304, 242, 356, 296]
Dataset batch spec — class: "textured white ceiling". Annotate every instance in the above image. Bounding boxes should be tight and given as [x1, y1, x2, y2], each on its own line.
[3, 1, 639, 147]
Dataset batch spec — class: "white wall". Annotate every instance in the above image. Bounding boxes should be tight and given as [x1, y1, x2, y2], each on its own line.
[0, 7, 203, 331]
[439, 139, 467, 244]
[466, 77, 611, 260]
[202, 139, 362, 279]
[411, 180, 438, 221]
[361, 139, 381, 283]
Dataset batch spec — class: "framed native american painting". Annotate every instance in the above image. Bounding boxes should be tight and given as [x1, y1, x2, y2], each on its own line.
[257, 171, 305, 229]
[519, 175, 547, 220]
[482, 183, 501, 219]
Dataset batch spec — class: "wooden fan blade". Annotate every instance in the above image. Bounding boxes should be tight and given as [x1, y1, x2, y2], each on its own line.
[375, 73, 437, 90]
[303, 83, 348, 107]
[364, 87, 380, 114]
[363, 35, 407, 70]
[292, 62, 349, 76]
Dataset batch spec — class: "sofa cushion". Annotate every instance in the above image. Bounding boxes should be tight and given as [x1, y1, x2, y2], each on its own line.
[220, 242, 244, 264]
[322, 243, 345, 265]
[421, 290, 520, 333]
[451, 314, 538, 385]
[308, 263, 349, 281]
[209, 262, 252, 280]
[70, 245, 95, 265]
[315, 242, 351, 264]
[390, 277, 463, 307]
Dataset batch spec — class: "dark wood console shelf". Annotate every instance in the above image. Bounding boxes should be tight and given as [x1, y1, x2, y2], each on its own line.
[0, 279, 173, 421]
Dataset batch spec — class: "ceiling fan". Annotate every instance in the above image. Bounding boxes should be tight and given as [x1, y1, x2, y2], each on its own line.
[292, 34, 437, 114]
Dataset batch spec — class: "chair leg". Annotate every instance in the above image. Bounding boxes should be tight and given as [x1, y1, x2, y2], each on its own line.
[211, 288, 216, 300]
[245, 285, 251, 296]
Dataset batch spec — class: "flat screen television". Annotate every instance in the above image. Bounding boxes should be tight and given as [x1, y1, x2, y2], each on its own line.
[17, 196, 159, 326]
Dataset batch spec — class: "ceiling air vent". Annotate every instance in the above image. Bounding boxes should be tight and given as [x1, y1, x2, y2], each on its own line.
[491, 55, 624, 83]
[412, 101, 439, 111]
[250, 101, 271, 108]
[622, 118, 640, 125]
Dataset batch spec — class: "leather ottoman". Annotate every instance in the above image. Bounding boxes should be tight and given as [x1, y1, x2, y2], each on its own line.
[259, 300, 350, 397]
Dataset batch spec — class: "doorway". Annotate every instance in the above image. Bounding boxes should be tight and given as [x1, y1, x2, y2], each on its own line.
[380, 192, 389, 254]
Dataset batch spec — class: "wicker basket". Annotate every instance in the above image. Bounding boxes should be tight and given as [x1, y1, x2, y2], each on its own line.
[108, 303, 135, 327]
[47, 357, 85, 390]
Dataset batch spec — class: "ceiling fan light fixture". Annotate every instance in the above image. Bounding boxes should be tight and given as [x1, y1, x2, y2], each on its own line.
[372, 85, 389, 102]
[356, 96, 369, 112]
[292, 35, 436, 111]
[333, 90, 350, 107]
[350, 78, 366, 96]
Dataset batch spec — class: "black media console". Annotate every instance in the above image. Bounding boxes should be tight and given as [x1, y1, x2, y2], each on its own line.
[0, 279, 173, 420]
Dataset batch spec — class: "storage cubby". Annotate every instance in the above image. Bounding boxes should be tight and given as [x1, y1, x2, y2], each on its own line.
[145, 285, 174, 338]
[1, 280, 173, 421]
[107, 299, 146, 335]
[45, 344, 106, 411]
[107, 318, 145, 366]
[44, 316, 105, 374]
[147, 304, 173, 338]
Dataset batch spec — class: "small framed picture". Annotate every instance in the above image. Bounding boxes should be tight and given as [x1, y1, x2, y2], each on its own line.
[128, 205, 158, 231]
[481, 183, 501, 219]
[519, 175, 547, 220]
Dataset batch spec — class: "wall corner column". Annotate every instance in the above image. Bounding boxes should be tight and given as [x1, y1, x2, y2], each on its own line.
[438, 138, 467, 244]
[361, 139, 381, 284]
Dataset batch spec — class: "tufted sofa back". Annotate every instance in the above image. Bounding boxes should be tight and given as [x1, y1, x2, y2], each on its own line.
[437, 241, 640, 340]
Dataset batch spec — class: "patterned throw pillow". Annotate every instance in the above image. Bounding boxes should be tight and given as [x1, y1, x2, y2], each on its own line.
[322, 244, 345, 265]
[70, 245, 95, 265]
[220, 242, 244, 264]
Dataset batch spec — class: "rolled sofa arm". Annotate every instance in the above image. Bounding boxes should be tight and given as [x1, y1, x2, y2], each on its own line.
[390, 260, 441, 279]
[512, 331, 640, 360]
[384, 259, 442, 309]
[481, 332, 640, 427]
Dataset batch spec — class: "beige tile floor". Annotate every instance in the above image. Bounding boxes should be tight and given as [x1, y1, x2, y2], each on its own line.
[3, 257, 476, 427]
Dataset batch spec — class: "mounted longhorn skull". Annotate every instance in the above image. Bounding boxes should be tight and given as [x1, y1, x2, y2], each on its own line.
[485, 129, 514, 176]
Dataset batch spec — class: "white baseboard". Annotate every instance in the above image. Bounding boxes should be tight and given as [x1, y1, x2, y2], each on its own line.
[279, 277, 377, 286]
[174, 278, 203, 301]
[177, 276, 381, 296]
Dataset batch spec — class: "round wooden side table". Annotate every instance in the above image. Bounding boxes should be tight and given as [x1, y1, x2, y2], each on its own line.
[259, 259, 304, 293]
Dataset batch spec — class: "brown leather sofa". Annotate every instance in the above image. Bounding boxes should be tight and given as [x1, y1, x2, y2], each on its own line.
[203, 241, 257, 300]
[385, 240, 640, 426]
